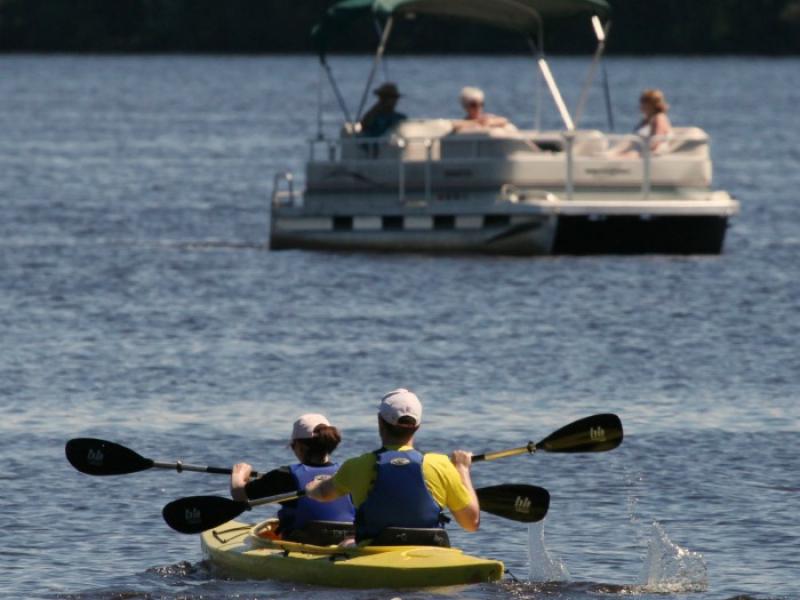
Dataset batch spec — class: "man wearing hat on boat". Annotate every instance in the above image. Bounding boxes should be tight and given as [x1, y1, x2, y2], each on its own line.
[306, 389, 480, 543]
[359, 82, 407, 138]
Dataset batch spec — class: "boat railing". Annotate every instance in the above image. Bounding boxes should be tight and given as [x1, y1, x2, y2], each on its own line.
[303, 128, 709, 203]
[271, 171, 295, 207]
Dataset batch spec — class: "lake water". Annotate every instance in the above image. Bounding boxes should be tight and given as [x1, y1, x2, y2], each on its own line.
[0, 54, 798, 600]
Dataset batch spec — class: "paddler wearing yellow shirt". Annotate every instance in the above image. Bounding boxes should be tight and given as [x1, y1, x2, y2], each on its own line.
[305, 388, 480, 542]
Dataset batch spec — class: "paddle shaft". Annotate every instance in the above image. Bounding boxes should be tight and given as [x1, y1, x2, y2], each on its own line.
[150, 460, 262, 478]
[472, 443, 535, 463]
[248, 490, 302, 509]
[243, 486, 545, 515]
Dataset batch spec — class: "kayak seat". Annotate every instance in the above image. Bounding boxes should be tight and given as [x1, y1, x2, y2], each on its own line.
[284, 521, 355, 546]
[369, 527, 451, 548]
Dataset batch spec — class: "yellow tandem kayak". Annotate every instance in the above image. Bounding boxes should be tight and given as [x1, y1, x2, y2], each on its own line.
[201, 520, 504, 588]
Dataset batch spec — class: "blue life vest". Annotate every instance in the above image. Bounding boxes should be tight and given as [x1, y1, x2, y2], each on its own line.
[355, 449, 443, 541]
[277, 463, 355, 533]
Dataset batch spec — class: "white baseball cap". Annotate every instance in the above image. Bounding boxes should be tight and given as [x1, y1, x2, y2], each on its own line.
[291, 413, 330, 441]
[379, 389, 422, 427]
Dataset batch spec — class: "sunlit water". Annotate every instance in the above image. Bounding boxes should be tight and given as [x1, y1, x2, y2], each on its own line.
[0, 55, 798, 600]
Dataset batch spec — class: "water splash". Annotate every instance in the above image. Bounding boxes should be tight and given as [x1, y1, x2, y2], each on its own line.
[639, 522, 708, 593]
[527, 520, 570, 582]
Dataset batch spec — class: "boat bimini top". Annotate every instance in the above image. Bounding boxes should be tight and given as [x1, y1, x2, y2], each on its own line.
[311, 0, 613, 133]
[314, 0, 609, 42]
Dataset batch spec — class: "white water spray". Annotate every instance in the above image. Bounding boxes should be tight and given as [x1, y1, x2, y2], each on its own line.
[527, 520, 570, 582]
[639, 522, 708, 593]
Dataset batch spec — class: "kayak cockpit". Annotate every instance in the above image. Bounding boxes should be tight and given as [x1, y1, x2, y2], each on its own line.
[251, 518, 451, 548]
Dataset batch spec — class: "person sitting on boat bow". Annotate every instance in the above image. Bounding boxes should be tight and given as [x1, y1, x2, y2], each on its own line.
[451, 86, 512, 132]
[230, 413, 355, 542]
[359, 82, 407, 138]
[306, 389, 480, 544]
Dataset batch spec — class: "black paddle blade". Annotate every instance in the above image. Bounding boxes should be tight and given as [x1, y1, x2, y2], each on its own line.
[477, 484, 550, 523]
[535, 413, 623, 453]
[65, 438, 154, 475]
[162, 495, 249, 534]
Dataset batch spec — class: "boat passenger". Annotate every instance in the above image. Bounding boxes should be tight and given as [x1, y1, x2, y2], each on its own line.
[306, 389, 480, 544]
[636, 88, 672, 143]
[451, 86, 511, 132]
[613, 88, 673, 157]
[359, 82, 407, 138]
[230, 413, 355, 542]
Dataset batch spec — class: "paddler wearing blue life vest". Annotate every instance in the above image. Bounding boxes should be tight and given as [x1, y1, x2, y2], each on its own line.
[230, 413, 355, 540]
[306, 390, 480, 542]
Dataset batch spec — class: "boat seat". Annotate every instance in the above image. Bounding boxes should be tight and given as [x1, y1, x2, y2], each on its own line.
[369, 527, 451, 548]
[339, 119, 452, 161]
[515, 130, 607, 155]
[660, 127, 709, 157]
[571, 130, 609, 156]
[392, 119, 454, 160]
[440, 128, 540, 159]
[284, 521, 355, 546]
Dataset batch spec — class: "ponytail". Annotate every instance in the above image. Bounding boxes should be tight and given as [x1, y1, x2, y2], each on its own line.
[296, 424, 342, 463]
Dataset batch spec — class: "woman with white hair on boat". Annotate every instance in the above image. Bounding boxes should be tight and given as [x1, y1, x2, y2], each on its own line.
[452, 86, 512, 132]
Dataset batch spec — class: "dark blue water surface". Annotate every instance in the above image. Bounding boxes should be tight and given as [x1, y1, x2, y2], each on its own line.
[0, 55, 798, 600]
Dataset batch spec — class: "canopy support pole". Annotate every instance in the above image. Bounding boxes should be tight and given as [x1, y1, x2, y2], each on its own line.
[316, 62, 324, 140]
[527, 22, 544, 131]
[528, 14, 573, 133]
[375, 17, 392, 81]
[602, 60, 615, 131]
[574, 16, 611, 127]
[320, 58, 353, 125]
[537, 57, 574, 132]
[355, 16, 395, 123]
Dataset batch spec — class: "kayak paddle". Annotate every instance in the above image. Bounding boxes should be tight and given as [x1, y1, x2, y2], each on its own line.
[163, 483, 550, 534]
[67, 413, 622, 477]
[472, 413, 623, 462]
[65, 438, 263, 478]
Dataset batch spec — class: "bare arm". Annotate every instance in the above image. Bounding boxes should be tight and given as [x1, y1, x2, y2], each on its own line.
[452, 114, 509, 132]
[652, 112, 671, 137]
[450, 450, 480, 532]
[230, 462, 252, 502]
[482, 114, 509, 128]
[305, 475, 342, 502]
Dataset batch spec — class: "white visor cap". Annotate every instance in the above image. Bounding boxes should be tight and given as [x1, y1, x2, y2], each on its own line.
[379, 388, 422, 427]
[460, 86, 485, 105]
[291, 413, 330, 441]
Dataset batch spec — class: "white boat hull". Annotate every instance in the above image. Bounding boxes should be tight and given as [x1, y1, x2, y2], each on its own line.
[270, 193, 736, 255]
